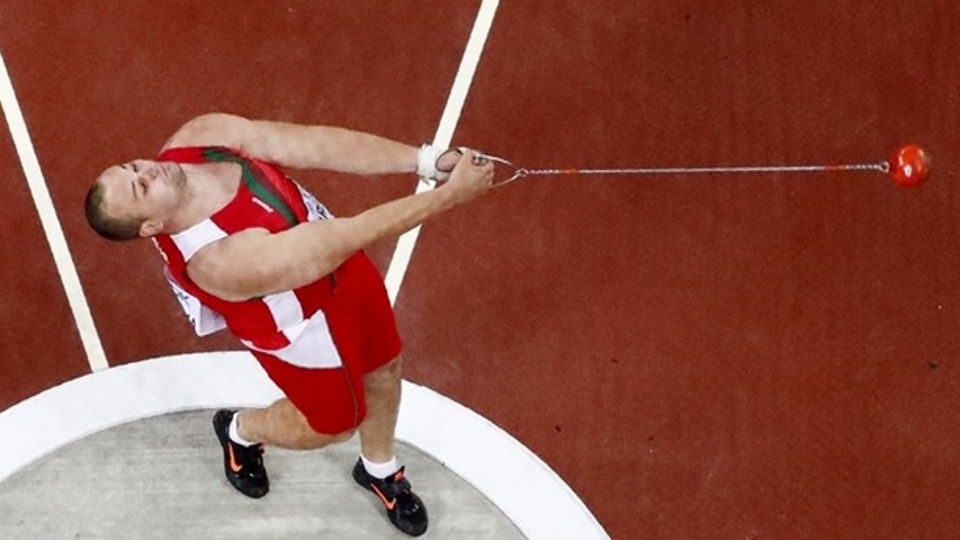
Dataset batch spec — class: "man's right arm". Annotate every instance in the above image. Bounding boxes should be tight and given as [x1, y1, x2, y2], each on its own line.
[164, 113, 423, 176]
[186, 151, 494, 302]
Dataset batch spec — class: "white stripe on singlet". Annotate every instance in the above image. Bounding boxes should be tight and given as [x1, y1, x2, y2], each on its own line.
[169, 219, 228, 261]
[171, 216, 343, 369]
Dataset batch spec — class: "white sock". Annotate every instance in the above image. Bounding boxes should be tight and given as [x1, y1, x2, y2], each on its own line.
[228, 412, 258, 447]
[361, 454, 399, 480]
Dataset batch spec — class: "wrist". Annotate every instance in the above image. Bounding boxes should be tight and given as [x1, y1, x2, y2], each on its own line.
[417, 144, 440, 179]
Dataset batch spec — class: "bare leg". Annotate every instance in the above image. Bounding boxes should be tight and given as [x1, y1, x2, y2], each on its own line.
[230, 356, 401, 456]
[350, 357, 428, 536]
[236, 398, 354, 450]
[358, 356, 403, 463]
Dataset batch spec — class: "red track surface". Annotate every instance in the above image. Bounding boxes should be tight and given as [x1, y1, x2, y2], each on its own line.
[1, 2, 959, 538]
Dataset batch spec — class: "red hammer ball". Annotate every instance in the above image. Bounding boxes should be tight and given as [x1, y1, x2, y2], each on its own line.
[889, 144, 931, 188]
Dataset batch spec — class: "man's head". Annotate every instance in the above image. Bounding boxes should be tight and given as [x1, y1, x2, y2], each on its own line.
[85, 160, 186, 241]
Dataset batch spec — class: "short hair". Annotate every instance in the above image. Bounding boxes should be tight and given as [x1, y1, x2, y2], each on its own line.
[84, 180, 142, 241]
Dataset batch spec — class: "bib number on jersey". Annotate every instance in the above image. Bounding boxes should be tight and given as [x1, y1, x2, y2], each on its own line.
[164, 268, 227, 336]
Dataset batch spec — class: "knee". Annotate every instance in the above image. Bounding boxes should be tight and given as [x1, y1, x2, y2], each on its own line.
[269, 400, 359, 448]
[298, 423, 356, 448]
[314, 425, 356, 444]
[300, 405, 364, 445]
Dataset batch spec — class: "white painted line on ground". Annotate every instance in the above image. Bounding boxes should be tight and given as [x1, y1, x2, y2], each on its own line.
[0, 49, 108, 372]
[384, 0, 500, 305]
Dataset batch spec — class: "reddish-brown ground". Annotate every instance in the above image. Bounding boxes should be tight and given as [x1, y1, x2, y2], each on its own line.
[1, 2, 957, 538]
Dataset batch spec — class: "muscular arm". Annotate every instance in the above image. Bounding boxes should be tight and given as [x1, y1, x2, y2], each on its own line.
[186, 151, 493, 302]
[163, 112, 418, 175]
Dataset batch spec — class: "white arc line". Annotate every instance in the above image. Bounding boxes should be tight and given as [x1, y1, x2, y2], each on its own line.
[383, 0, 500, 305]
[0, 352, 612, 539]
[0, 49, 108, 372]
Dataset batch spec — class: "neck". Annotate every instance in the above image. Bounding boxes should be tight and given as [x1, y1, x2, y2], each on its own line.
[163, 162, 241, 234]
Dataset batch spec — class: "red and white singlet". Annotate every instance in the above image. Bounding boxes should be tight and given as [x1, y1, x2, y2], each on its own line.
[151, 146, 401, 434]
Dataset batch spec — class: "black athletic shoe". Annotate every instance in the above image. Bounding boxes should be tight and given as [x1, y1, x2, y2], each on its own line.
[352, 458, 428, 536]
[212, 409, 269, 498]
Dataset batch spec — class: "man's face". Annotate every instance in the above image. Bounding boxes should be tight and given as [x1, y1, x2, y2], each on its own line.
[96, 159, 185, 236]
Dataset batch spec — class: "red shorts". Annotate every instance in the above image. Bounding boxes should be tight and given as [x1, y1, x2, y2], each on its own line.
[249, 254, 402, 435]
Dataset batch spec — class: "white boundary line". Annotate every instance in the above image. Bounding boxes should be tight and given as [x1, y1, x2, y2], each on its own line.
[0, 49, 108, 372]
[0, 353, 611, 540]
[384, 0, 500, 304]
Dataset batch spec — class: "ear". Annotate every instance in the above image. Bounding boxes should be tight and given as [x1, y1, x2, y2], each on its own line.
[139, 219, 164, 238]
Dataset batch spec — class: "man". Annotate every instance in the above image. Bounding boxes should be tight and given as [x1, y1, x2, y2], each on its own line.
[84, 112, 495, 536]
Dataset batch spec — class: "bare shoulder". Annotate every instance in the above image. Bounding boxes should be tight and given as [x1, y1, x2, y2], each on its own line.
[185, 227, 272, 301]
[188, 227, 269, 275]
[161, 113, 252, 151]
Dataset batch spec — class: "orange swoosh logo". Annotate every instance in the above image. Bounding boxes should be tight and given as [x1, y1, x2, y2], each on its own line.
[371, 485, 397, 511]
[228, 445, 243, 473]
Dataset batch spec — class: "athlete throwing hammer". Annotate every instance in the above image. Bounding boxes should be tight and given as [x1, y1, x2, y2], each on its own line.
[84, 113, 495, 536]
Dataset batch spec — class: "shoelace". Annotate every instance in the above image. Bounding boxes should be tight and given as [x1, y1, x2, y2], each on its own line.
[369, 470, 405, 496]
